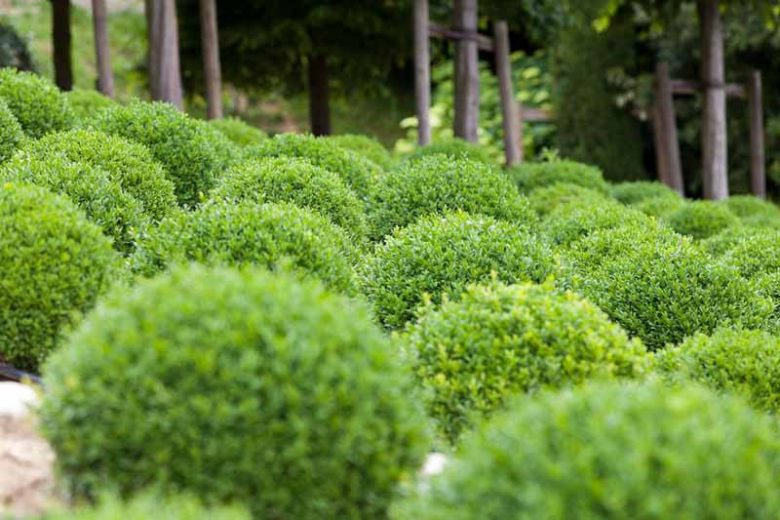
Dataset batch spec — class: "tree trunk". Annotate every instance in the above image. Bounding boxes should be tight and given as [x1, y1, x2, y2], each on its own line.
[52, 0, 73, 91]
[308, 53, 331, 136]
[199, 0, 222, 119]
[453, 0, 479, 142]
[413, 0, 431, 146]
[493, 20, 521, 166]
[698, 0, 728, 200]
[149, 0, 183, 109]
[91, 0, 114, 97]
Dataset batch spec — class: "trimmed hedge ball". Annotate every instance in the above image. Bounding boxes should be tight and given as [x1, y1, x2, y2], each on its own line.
[508, 159, 609, 194]
[0, 153, 148, 253]
[401, 282, 649, 443]
[634, 194, 685, 218]
[132, 201, 359, 294]
[667, 200, 740, 240]
[525, 182, 609, 217]
[0, 183, 116, 370]
[20, 129, 177, 222]
[91, 101, 235, 207]
[655, 327, 780, 414]
[211, 157, 369, 240]
[720, 195, 780, 230]
[43, 493, 249, 520]
[361, 211, 553, 330]
[393, 381, 780, 520]
[368, 155, 534, 240]
[65, 89, 117, 122]
[0, 68, 74, 138]
[209, 117, 267, 147]
[406, 138, 494, 165]
[719, 229, 780, 280]
[0, 98, 24, 163]
[253, 133, 381, 199]
[610, 180, 681, 206]
[41, 265, 430, 519]
[325, 134, 395, 170]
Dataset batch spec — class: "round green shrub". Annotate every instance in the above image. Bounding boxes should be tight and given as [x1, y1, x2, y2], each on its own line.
[699, 226, 771, 257]
[0, 182, 116, 370]
[0, 68, 74, 138]
[368, 155, 534, 240]
[564, 224, 773, 350]
[209, 117, 267, 147]
[405, 138, 494, 165]
[253, 133, 381, 199]
[667, 200, 740, 240]
[0, 98, 24, 163]
[20, 129, 177, 222]
[325, 134, 395, 170]
[541, 198, 655, 247]
[719, 229, 780, 280]
[132, 201, 359, 293]
[41, 265, 430, 519]
[42, 493, 249, 520]
[91, 101, 235, 207]
[65, 89, 117, 122]
[401, 282, 649, 443]
[393, 381, 780, 520]
[610, 180, 681, 206]
[525, 182, 609, 217]
[211, 157, 369, 240]
[634, 194, 685, 218]
[361, 211, 553, 329]
[0, 153, 148, 253]
[655, 327, 780, 414]
[720, 194, 780, 220]
[508, 159, 609, 194]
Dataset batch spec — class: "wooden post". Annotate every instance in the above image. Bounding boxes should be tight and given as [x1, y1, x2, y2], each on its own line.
[453, 0, 479, 142]
[493, 20, 521, 166]
[308, 53, 331, 136]
[149, 0, 183, 109]
[199, 0, 222, 119]
[699, 0, 728, 200]
[748, 70, 765, 198]
[413, 0, 431, 146]
[91, 0, 114, 97]
[653, 63, 684, 194]
[52, 0, 73, 91]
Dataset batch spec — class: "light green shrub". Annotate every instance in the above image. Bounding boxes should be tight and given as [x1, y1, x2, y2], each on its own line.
[610, 180, 681, 206]
[209, 117, 267, 147]
[0, 98, 23, 163]
[508, 159, 609, 194]
[667, 200, 741, 240]
[325, 134, 395, 170]
[405, 138, 494, 165]
[525, 182, 609, 217]
[65, 89, 117, 122]
[0, 68, 74, 138]
[634, 195, 685, 218]
[541, 198, 655, 247]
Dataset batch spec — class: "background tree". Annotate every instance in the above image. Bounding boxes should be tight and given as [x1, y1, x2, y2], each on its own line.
[148, 0, 183, 108]
[91, 0, 114, 97]
[52, 0, 73, 90]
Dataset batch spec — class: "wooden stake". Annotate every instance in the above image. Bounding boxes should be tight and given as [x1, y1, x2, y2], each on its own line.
[453, 0, 479, 142]
[748, 70, 766, 198]
[149, 0, 183, 109]
[199, 0, 222, 119]
[653, 63, 684, 194]
[493, 21, 521, 165]
[413, 0, 431, 146]
[91, 0, 114, 97]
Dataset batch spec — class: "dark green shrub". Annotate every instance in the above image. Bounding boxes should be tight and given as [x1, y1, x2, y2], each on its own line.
[667, 200, 741, 240]
[0, 154, 148, 253]
[209, 117, 267, 147]
[634, 195, 685, 218]
[393, 381, 780, 520]
[0, 98, 24, 163]
[42, 493, 249, 520]
[41, 265, 430, 519]
[253, 133, 381, 199]
[610, 181, 682, 206]
[211, 157, 369, 240]
[325, 134, 395, 170]
[132, 201, 359, 294]
[541, 198, 655, 247]
[525, 182, 609, 217]
[405, 138, 494, 165]
[563, 224, 773, 350]
[0, 182, 116, 370]
[508, 159, 610, 194]
[401, 282, 649, 443]
[368, 155, 534, 240]
[65, 89, 117, 122]
[655, 327, 780, 414]
[91, 101, 235, 207]
[0, 68, 74, 138]
[0, 25, 34, 71]
[20, 129, 177, 222]
[361, 211, 553, 329]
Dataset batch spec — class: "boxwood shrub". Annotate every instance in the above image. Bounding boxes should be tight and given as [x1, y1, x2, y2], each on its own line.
[667, 200, 741, 240]
[42, 493, 249, 520]
[209, 117, 267, 147]
[361, 211, 553, 329]
[0, 98, 23, 163]
[508, 159, 609, 194]
[719, 229, 780, 280]
[634, 194, 685, 218]
[65, 89, 117, 123]
[0, 182, 116, 370]
[393, 381, 780, 520]
[610, 180, 681, 206]
[368, 155, 534, 240]
[655, 327, 780, 414]
[720, 195, 780, 230]
[19, 129, 176, 222]
[325, 134, 395, 170]
[405, 138, 494, 165]
[525, 182, 609, 217]
[401, 282, 649, 443]
[132, 201, 359, 294]
[0, 68, 74, 138]
[41, 265, 430, 519]
[211, 157, 369, 241]
[700, 226, 770, 257]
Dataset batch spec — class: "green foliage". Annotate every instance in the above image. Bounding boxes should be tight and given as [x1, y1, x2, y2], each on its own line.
[634, 194, 685, 218]
[667, 201, 741, 240]
[563, 223, 773, 350]
[132, 201, 359, 294]
[41, 265, 430, 519]
[368, 155, 534, 240]
[0, 182, 116, 370]
[508, 159, 610, 194]
[0, 98, 23, 163]
[253, 133, 381, 199]
[402, 282, 649, 443]
[526, 182, 609, 217]
[361, 211, 553, 330]
[404, 138, 495, 165]
[655, 327, 780, 415]
[0, 68, 74, 138]
[0, 23, 34, 71]
[719, 229, 780, 280]
[393, 381, 780, 520]
[91, 101, 236, 207]
[19, 129, 177, 222]
[541, 198, 655, 247]
[0, 153, 148, 253]
[42, 493, 249, 520]
[610, 181, 682, 206]
[209, 117, 268, 147]
[211, 157, 369, 241]
[700, 226, 772, 257]
[719, 195, 780, 229]
[325, 134, 395, 170]
[65, 89, 117, 122]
